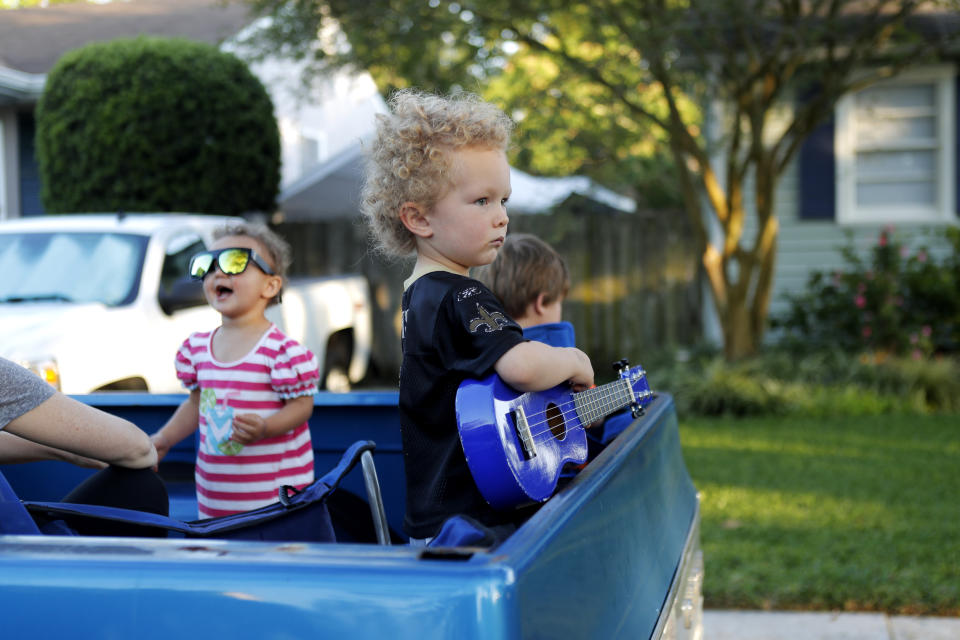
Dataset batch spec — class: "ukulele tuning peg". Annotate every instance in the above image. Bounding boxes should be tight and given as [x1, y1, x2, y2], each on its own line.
[630, 403, 645, 419]
[612, 358, 629, 373]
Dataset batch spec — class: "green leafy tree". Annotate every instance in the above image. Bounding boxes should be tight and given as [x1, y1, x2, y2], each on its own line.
[36, 36, 280, 216]
[240, 0, 960, 358]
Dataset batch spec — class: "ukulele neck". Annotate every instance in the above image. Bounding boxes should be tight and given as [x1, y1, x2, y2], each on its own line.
[572, 379, 633, 425]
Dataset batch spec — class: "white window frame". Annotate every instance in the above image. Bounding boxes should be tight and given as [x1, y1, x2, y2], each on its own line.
[835, 64, 956, 225]
[0, 116, 6, 221]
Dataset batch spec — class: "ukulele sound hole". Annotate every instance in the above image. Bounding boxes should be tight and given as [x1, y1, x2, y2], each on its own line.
[545, 403, 566, 440]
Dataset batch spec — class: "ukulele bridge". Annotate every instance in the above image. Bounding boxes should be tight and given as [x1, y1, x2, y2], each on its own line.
[510, 406, 537, 460]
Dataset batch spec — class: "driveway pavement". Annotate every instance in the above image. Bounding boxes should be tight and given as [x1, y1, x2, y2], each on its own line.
[704, 610, 960, 640]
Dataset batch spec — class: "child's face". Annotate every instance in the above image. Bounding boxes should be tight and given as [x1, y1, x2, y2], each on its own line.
[202, 235, 280, 320]
[419, 146, 511, 274]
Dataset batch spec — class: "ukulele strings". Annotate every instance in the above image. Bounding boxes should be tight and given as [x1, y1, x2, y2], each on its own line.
[518, 384, 633, 440]
[521, 401, 612, 441]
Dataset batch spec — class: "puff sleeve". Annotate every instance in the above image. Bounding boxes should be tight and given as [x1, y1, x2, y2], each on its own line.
[174, 334, 200, 391]
[271, 338, 321, 399]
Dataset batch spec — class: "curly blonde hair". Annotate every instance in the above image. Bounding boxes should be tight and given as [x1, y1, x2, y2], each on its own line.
[360, 89, 514, 257]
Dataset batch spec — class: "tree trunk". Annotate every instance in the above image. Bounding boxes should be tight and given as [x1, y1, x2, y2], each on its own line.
[721, 299, 759, 360]
[700, 214, 779, 361]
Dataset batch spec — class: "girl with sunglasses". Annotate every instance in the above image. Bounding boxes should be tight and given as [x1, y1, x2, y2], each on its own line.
[150, 223, 320, 518]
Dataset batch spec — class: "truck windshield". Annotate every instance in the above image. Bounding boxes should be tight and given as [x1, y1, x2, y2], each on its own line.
[0, 232, 149, 306]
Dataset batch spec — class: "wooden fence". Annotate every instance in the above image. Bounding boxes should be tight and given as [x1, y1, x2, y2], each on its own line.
[277, 202, 701, 385]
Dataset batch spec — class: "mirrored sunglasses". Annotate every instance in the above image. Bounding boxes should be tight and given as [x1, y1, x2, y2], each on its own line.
[188, 247, 277, 280]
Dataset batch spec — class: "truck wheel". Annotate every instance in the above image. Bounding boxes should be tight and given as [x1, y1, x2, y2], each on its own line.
[324, 366, 352, 393]
[95, 377, 148, 391]
[322, 329, 354, 392]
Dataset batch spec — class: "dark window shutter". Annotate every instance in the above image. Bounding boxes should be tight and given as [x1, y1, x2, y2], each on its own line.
[798, 113, 836, 221]
[955, 74, 960, 218]
[17, 111, 45, 217]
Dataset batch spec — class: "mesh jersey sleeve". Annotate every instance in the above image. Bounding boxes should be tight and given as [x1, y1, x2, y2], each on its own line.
[436, 280, 526, 378]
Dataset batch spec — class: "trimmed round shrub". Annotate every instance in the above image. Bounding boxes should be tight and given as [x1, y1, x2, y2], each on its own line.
[36, 36, 280, 215]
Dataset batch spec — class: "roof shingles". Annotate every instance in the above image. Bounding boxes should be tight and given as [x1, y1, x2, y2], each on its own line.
[0, 0, 253, 74]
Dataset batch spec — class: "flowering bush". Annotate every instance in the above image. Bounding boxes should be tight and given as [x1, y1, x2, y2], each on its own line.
[773, 226, 960, 357]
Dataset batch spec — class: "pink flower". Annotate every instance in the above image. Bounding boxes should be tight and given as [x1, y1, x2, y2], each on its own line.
[918, 250, 928, 263]
[855, 295, 866, 308]
[862, 325, 872, 338]
[912, 349, 923, 360]
[900, 246, 909, 259]
[922, 325, 932, 337]
[910, 334, 919, 345]
[878, 233, 888, 247]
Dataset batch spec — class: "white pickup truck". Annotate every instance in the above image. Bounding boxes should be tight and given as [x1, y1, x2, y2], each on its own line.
[0, 214, 372, 393]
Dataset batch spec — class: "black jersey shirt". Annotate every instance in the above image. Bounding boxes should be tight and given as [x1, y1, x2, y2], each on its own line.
[399, 271, 527, 538]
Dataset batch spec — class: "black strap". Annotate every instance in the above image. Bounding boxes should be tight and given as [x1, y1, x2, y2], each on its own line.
[22, 440, 377, 537]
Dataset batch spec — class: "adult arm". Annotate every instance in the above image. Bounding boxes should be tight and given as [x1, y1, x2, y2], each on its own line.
[0, 430, 107, 468]
[3, 392, 156, 469]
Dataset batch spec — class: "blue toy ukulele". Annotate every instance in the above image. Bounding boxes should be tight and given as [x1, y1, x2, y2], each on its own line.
[456, 359, 654, 509]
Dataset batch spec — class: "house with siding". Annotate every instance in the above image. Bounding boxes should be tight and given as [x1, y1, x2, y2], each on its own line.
[5, 3, 956, 353]
[0, 0, 252, 219]
[779, 62, 958, 313]
[740, 60, 960, 330]
[0, 0, 388, 223]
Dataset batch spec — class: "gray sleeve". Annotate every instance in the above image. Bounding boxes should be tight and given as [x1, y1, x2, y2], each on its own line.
[0, 357, 56, 430]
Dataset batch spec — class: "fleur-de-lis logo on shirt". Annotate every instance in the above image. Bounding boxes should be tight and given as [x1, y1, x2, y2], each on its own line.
[457, 286, 480, 301]
[469, 304, 509, 333]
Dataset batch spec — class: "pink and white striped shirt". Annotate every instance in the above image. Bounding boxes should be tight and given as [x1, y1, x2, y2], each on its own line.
[175, 324, 319, 519]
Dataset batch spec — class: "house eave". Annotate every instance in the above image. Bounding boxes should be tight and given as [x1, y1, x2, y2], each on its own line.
[278, 143, 366, 221]
[0, 68, 45, 107]
[276, 143, 638, 222]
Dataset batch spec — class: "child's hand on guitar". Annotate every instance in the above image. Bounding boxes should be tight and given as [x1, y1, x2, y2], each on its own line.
[564, 347, 594, 391]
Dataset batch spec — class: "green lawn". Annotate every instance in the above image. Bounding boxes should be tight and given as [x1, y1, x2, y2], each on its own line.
[678, 413, 960, 615]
